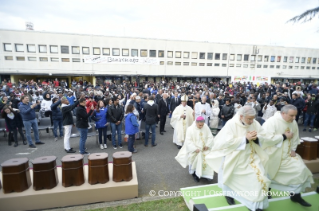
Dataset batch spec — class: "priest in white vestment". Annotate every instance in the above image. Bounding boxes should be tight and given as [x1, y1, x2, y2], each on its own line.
[261, 105, 313, 207]
[206, 106, 270, 211]
[175, 116, 214, 182]
[171, 95, 194, 149]
[209, 99, 220, 135]
[194, 96, 211, 125]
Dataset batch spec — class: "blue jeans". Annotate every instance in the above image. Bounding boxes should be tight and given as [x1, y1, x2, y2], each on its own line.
[23, 119, 40, 145]
[77, 127, 88, 154]
[53, 119, 63, 138]
[304, 113, 316, 127]
[98, 127, 107, 144]
[222, 119, 229, 127]
[145, 124, 156, 146]
[128, 134, 135, 152]
[110, 122, 122, 146]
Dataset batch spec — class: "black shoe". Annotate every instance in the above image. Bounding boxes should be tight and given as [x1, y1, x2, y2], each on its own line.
[81, 151, 90, 155]
[163, 130, 167, 132]
[29, 144, 37, 148]
[225, 196, 235, 205]
[177, 145, 182, 149]
[119, 144, 123, 148]
[290, 193, 311, 207]
[160, 132, 164, 135]
[35, 141, 45, 145]
[152, 143, 157, 147]
[14, 143, 18, 147]
[65, 149, 76, 153]
[256, 209, 263, 211]
[113, 145, 117, 149]
[192, 173, 200, 182]
[23, 140, 27, 145]
[144, 144, 148, 147]
[316, 186, 319, 194]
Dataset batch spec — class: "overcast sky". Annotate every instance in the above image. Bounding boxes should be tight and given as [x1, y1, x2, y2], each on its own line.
[0, 0, 318, 48]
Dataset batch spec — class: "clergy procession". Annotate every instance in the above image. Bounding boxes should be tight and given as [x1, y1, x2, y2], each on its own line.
[173, 101, 316, 211]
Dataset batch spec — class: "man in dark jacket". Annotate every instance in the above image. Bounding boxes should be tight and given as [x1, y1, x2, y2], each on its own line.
[108, 96, 124, 149]
[76, 98, 94, 155]
[158, 93, 169, 135]
[170, 92, 181, 114]
[143, 96, 158, 147]
[51, 98, 63, 141]
[303, 94, 318, 132]
[220, 98, 234, 126]
[291, 93, 304, 123]
[61, 96, 79, 153]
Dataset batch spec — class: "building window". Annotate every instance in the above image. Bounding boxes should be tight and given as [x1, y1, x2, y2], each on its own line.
[306, 66, 310, 69]
[183, 62, 189, 66]
[175, 62, 181, 66]
[5, 56, 13, 60]
[93, 47, 101, 55]
[167, 51, 173, 58]
[82, 47, 90, 54]
[270, 56, 275, 62]
[222, 53, 227, 60]
[150, 50, 156, 57]
[131, 49, 138, 57]
[175, 51, 181, 58]
[113, 48, 120, 56]
[51, 57, 59, 62]
[236, 64, 241, 67]
[160, 61, 164, 65]
[192, 52, 198, 59]
[313, 58, 317, 64]
[317, 67, 319, 70]
[72, 46, 80, 54]
[244, 54, 249, 61]
[257, 65, 261, 68]
[301, 57, 306, 63]
[214, 63, 220, 66]
[289, 57, 294, 63]
[289, 66, 293, 69]
[276, 65, 280, 69]
[15, 44, 24, 52]
[39, 45, 47, 53]
[264, 56, 269, 62]
[251, 55, 256, 61]
[183, 52, 189, 58]
[312, 67, 315, 69]
[167, 61, 173, 65]
[295, 66, 299, 69]
[61, 58, 70, 62]
[277, 56, 281, 62]
[229, 64, 234, 67]
[229, 54, 235, 61]
[50, 45, 58, 53]
[61, 46, 69, 54]
[257, 55, 262, 62]
[199, 52, 205, 59]
[40, 57, 48, 62]
[158, 50, 164, 57]
[28, 57, 36, 61]
[300, 66, 305, 69]
[307, 57, 311, 64]
[16, 56, 25, 61]
[222, 64, 227, 67]
[283, 65, 287, 69]
[199, 63, 205, 66]
[103, 48, 110, 55]
[263, 65, 268, 68]
[122, 49, 129, 56]
[191, 62, 197, 66]
[207, 63, 212, 66]
[243, 64, 248, 68]
[4, 43, 12, 51]
[295, 57, 299, 63]
[207, 53, 213, 60]
[72, 58, 81, 62]
[237, 54, 242, 61]
[250, 64, 255, 68]
[215, 53, 220, 60]
[27, 44, 36, 53]
[318, 58, 319, 64]
[283, 56, 287, 62]
[140, 49, 147, 57]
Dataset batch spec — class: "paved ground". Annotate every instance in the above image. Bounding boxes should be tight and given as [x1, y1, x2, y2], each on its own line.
[0, 119, 318, 209]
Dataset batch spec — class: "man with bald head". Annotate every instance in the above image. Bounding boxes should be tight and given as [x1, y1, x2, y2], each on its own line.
[61, 96, 80, 153]
[194, 95, 211, 125]
[158, 93, 169, 135]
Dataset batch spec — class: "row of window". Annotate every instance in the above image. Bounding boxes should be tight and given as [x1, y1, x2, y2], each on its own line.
[4, 56, 319, 69]
[3, 43, 319, 64]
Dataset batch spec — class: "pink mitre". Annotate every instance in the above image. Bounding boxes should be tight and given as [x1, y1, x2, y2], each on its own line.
[196, 116, 205, 122]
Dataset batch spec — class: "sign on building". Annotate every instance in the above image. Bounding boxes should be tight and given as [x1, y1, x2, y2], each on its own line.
[84, 55, 159, 65]
[26, 22, 34, 30]
[232, 75, 271, 85]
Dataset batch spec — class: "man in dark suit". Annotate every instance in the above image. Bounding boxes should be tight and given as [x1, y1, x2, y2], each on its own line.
[158, 93, 169, 135]
[155, 90, 163, 104]
[170, 92, 181, 114]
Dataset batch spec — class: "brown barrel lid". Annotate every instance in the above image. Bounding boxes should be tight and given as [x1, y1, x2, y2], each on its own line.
[113, 151, 132, 159]
[88, 153, 108, 160]
[1, 158, 29, 167]
[31, 156, 57, 164]
[61, 154, 84, 162]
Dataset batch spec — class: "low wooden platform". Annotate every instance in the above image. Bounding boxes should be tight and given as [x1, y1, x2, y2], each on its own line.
[0, 162, 138, 211]
[304, 158, 319, 173]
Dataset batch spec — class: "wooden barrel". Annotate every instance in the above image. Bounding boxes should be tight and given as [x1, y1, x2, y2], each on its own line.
[112, 151, 132, 182]
[88, 153, 109, 185]
[61, 154, 84, 187]
[301, 137, 318, 161]
[315, 136, 319, 158]
[32, 156, 58, 191]
[295, 139, 305, 158]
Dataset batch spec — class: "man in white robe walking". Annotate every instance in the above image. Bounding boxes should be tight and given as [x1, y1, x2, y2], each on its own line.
[262, 104, 313, 207]
[175, 116, 214, 182]
[194, 96, 211, 125]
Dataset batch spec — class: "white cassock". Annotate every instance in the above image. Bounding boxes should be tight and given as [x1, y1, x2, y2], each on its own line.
[171, 104, 194, 146]
[175, 122, 214, 179]
[194, 102, 211, 125]
[206, 114, 270, 211]
[261, 112, 314, 193]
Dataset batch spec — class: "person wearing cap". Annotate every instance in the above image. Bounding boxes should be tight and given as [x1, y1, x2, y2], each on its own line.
[206, 106, 270, 211]
[175, 116, 214, 182]
[171, 95, 194, 149]
[303, 94, 318, 132]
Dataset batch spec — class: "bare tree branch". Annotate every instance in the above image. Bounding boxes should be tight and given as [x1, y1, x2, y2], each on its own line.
[287, 6, 319, 23]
